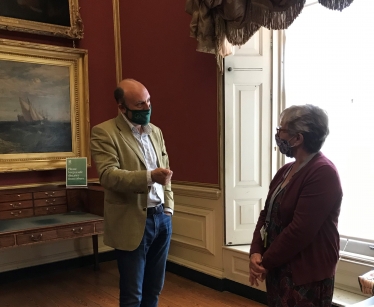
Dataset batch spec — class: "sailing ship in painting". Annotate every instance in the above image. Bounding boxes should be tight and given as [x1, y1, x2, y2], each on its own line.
[0, 96, 72, 154]
[17, 97, 48, 124]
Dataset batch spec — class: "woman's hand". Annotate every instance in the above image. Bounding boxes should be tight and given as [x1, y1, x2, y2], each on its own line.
[249, 253, 268, 286]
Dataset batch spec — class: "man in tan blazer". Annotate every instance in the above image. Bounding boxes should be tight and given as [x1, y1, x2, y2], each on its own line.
[90, 79, 174, 307]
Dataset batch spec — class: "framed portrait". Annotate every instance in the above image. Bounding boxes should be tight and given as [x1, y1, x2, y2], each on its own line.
[0, 0, 83, 39]
[0, 38, 90, 172]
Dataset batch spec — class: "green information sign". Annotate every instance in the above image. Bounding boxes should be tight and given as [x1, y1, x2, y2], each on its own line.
[66, 157, 87, 187]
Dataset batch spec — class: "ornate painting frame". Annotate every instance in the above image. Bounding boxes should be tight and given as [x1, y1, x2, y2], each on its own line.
[0, 38, 90, 172]
[0, 0, 83, 39]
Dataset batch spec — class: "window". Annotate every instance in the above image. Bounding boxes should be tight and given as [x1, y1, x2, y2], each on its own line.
[284, 0, 374, 246]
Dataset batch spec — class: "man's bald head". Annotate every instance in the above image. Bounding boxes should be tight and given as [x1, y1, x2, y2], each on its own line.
[118, 78, 143, 91]
[114, 79, 148, 107]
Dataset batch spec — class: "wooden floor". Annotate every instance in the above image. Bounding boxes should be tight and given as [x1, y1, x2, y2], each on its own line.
[0, 260, 265, 307]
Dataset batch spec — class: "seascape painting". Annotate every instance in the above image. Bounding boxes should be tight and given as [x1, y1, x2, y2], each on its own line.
[0, 39, 89, 172]
[0, 59, 72, 154]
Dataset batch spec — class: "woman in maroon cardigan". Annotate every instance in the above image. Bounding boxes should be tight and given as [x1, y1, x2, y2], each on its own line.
[249, 104, 342, 307]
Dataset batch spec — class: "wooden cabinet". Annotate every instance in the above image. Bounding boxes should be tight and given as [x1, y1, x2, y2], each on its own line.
[0, 200, 33, 211]
[1, 193, 33, 203]
[0, 193, 34, 220]
[0, 234, 16, 248]
[17, 229, 58, 245]
[0, 208, 34, 220]
[34, 197, 67, 207]
[95, 221, 104, 233]
[33, 190, 67, 199]
[34, 205, 67, 215]
[0, 183, 104, 269]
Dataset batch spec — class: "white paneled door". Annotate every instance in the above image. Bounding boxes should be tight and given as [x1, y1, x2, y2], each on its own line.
[224, 28, 273, 245]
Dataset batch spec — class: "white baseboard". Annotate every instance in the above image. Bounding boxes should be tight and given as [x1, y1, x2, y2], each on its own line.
[167, 254, 224, 279]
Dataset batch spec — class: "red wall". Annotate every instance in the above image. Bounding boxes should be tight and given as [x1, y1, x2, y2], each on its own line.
[0, 1, 219, 187]
[119, 1, 219, 184]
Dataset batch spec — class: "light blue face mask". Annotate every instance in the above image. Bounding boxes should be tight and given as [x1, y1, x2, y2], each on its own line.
[124, 105, 152, 125]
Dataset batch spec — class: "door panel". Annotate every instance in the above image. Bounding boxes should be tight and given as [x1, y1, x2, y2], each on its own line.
[225, 28, 272, 245]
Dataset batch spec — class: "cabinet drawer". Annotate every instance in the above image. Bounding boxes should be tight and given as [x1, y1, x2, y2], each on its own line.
[33, 190, 66, 199]
[34, 197, 66, 207]
[0, 208, 34, 220]
[34, 205, 67, 216]
[0, 234, 15, 248]
[57, 223, 94, 238]
[0, 200, 33, 212]
[95, 221, 104, 233]
[0, 193, 32, 203]
[16, 230, 58, 245]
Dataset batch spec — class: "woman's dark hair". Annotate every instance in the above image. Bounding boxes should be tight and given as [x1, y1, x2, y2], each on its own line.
[280, 104, 329, 153]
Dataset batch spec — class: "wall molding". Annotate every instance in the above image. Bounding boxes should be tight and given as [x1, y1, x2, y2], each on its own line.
[0, 179, 100, 191]
[112, 0, 122, 84]
[217, 67, 224, 191]
[172, 202, 215, 255]
[172, 183, 221, 200]
[0, 180, 221, 197]
[223, 247, 267, 292]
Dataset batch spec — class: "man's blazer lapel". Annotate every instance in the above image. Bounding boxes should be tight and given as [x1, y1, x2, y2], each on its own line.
[115, 115, 146, 166]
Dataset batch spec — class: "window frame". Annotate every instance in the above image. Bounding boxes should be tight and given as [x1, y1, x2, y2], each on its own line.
[277, 1, 374, 293]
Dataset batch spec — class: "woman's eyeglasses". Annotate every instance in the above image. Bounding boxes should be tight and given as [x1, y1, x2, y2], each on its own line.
[276, 126, 289, 136]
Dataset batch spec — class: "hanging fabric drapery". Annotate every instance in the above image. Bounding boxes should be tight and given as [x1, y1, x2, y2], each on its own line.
[185, 0, 354, 70]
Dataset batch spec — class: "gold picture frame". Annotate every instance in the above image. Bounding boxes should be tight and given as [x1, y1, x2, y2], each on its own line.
[0, 38, 90, 172]
[0, 0, 83, 39]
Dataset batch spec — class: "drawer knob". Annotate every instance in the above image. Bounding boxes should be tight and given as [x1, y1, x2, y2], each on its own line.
[30, 234, 43, 241]
[10, 203, 21, 208]
[11, 210, 22, 216]
[72, 227, 83, 234]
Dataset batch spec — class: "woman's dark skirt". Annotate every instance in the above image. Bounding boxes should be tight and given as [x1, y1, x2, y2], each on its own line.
[266, 263, 334, 307]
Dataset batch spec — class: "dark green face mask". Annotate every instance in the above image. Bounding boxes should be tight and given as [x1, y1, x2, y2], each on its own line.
[125, 105, 152, 125]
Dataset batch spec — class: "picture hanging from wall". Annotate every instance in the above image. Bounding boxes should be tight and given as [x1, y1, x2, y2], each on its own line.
[0, 38, 90, 172]
[0, 0, 83, 39]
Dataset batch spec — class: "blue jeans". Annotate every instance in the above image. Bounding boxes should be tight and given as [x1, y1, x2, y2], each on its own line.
[115, 212, 172, 307]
